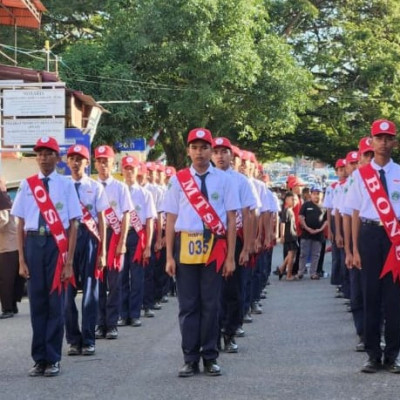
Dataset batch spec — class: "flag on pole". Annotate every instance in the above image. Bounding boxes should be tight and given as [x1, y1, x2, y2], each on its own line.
[146, 129, 162, 155]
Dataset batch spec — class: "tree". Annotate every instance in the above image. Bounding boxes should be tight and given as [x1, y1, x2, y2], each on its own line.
[90, 0, 311, 167]
[268, 0, 400, 164]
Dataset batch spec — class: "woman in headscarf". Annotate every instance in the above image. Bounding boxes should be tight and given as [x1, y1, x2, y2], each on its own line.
[0, 177, 25, 319]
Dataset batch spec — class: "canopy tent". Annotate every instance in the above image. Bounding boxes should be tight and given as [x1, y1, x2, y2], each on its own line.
[0, 0, 46, 29]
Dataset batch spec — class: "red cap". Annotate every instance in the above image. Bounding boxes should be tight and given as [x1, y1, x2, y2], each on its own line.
[145, 161, 157, 171]
[187, 128, 213, 145]
[165, 166, 176, 177]
[335, 159, 346, 169]
[212, 137, 232, 150]
[155, 161, 165, 172]
[231, 145, 241, 157]
[371, 119, 396, 136]
[287, 175, 305, 189]
[94, 145, 115, 159]
[137, 162, 148, 176]
[262, 173, 270, 183]
[121, 155, 140, 169]
[248, 152, 256, 163]
[67, 144, 90, 160]
[358, 137, 373, 154]
[240, 150, 251, 161]
[33, 136, 60, 153]
[345, 151, 359, 164]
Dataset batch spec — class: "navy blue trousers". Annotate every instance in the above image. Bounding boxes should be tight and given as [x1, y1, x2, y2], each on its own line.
[220, 238, 243, 336]
[143, 236, 156, 309]
[120, 230, 144, 319]
[359, 224, 400, 361]
[25, 235, 64, 364]
[98, 230, 123, 329]
[241, 265, 253, 316]
[349, 267, 364, 337]
[154, 246, 169, 301]
[65, 227, 99, 347]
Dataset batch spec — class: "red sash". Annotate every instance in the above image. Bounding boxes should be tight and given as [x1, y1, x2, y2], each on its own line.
[176, 168, 227, 272]
[27, 175, 74, 294]
[79, 202, 104, 279]
[359, 164, 400, 282]
[104, 207, 124, 273]
[130, 210, 148, 266]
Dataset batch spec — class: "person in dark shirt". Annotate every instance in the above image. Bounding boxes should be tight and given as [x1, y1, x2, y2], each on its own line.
[276, 192, 298, 281]
[297, 186, 327, 280]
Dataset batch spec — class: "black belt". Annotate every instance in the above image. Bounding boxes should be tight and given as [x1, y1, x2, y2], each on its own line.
[26, 230, 52, 237]
[360, 218, 383, 226]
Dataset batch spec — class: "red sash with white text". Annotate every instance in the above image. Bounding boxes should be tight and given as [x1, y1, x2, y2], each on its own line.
[27, 175, 74, 294]
[359, 164, 400, 282]
[176, 169, 227, 272]
[104, 207, 123, 273]
[130, 210, 148, 266]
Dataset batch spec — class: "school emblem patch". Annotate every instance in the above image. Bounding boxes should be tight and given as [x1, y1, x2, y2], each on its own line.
[211, 192, 219, 201]
[86, 204, 93, 211]
[135, 205, 142, 212]
[392, 191, 400, 202]
[56, 202, 63, 210]
[111, 200, 117, 208]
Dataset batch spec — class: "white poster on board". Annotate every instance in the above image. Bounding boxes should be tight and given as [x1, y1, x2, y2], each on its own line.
[3, 89, 65, 116]
[3, 118, 65, 145]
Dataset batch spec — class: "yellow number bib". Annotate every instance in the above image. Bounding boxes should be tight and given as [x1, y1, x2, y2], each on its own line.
[180, 232, 214, 264]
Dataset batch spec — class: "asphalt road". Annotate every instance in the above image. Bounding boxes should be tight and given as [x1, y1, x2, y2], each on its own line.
[1, 244, 400, 400]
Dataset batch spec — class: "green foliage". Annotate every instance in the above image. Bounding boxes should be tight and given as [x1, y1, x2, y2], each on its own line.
[4, 0, 400, 166]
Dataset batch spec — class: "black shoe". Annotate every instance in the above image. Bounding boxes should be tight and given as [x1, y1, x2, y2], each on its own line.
[106, 327, 118, 339]
[44, 362, 60, 377]
[203, 359, 221, 376]
[355, 340, 365, 352]
[29, 362, 46, 377]
[131, 318, 142, 327]
[153, 302, 162, 310]
[243, 312, 253, 323]
[361, 358, 381, 373]
[67, 344, 81, 356]
[117, 317, 130, 327]
[251, 302, 262, 315]
[13, 303, 19, 314]
[144, 308, 155, 318]
[82, 345, 95, 356]
[161, 295, 169, 303]
[235, 327, 245, 338]
[0, 311, 14, 319]
[178, 362, 200, 377]
[224, 335, 238, 353]
[95, 325, 105, 339]
[384, 358, 400, 373]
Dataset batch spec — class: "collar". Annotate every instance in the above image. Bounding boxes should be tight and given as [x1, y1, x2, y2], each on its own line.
[190, 164, 215, 176]
[38, 170, 58, 180]
[371, 158, 393, 173]
[71, 174, 89, 184]
[98, 176, 114, 185]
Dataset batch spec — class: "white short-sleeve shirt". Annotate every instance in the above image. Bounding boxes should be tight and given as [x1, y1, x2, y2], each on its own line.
[345, 159, 400, 220]
[11, 171, 82, 230]
[72, 175, 109, 222]
[128, 183, 157, 224]
[162, 164, 240, 232]
[98, 176, 133, 220]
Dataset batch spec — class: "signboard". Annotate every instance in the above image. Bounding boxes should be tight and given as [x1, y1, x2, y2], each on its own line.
[57, 128, 91, 176]
[3, 118, 65, 145]
[115, 138, 146, 151]
[3, 89, 65, 116]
